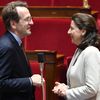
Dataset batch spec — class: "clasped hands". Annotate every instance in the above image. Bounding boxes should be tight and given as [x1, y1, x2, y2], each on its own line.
[31, 74, 45, 86]
[52, 82, 69, 97]
[31, 75, 68, 97]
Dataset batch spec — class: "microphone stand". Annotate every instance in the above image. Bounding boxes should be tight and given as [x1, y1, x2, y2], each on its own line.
[37, 53, 45, 100]
[39, 62, 45, 100]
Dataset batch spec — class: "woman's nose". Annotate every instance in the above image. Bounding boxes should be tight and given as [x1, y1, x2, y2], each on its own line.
[67, 28, 71, 35]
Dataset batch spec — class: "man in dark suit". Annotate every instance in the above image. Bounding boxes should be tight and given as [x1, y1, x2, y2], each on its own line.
[0, 1, 42, 100]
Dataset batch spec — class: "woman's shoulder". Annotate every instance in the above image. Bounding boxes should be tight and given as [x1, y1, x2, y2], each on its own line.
[82, 46, 100, 56]
[84, 46, 99, 51]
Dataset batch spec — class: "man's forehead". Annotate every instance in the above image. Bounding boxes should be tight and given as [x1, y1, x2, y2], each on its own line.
[16, 6, 30, 18]
[16, 6, 28, 14]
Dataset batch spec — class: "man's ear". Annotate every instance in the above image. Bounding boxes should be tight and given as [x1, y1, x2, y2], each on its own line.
[10, 20, 17, 29]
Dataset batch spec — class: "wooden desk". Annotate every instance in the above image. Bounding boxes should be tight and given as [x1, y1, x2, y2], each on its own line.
[26, 50, 64, 64]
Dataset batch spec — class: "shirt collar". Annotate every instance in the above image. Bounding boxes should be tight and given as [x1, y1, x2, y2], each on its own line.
[9, 31, 22, 46]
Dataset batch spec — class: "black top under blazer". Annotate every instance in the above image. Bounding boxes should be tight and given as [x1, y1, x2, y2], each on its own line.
[0, 31, 35, 100]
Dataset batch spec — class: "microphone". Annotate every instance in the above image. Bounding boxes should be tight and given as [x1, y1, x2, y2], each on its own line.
[37, 53, 45, 72]
[37, 53, 45, 100]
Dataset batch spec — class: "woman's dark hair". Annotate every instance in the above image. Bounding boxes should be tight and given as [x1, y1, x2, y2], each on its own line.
[72, 13, 100, 50]
[1, 1, 28, 30]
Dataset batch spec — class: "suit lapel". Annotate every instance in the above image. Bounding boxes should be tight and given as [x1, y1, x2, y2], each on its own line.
[6, 32, 32, 74]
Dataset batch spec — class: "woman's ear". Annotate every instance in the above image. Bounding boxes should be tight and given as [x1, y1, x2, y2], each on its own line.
[82, 29, 86, 36]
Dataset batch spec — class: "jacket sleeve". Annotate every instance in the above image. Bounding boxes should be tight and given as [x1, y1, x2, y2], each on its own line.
[0, 46, 33, 93]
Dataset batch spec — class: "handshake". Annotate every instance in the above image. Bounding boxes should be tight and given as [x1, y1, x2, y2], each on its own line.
[31, 74, 45, 86]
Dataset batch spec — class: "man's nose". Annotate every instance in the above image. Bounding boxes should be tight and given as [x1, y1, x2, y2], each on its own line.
[29, 19, 34, 25]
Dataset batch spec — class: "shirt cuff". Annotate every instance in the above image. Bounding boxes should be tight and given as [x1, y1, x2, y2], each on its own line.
[29, 77, 33, 86]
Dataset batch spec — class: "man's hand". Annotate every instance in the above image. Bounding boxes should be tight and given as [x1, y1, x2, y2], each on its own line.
[31, 74, 45, 86]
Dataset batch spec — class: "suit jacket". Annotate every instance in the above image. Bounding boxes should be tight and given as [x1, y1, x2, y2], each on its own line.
[66, 46, 100, 100]
[0, 31, 35, 100]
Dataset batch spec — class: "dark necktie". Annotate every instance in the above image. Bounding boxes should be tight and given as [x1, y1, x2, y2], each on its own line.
[20, 43, 29, 62]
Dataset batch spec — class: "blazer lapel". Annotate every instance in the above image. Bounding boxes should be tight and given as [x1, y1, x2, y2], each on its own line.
[69, 49, 82, 66]
[67, 48, 82, 87]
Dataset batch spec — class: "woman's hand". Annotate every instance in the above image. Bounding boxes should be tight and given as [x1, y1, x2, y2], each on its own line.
[52, 82, 69, 97]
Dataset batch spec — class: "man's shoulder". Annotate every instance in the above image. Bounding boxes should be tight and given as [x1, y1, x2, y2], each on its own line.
[0, 33, 10, 42]
[0, 32, 13, 49]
